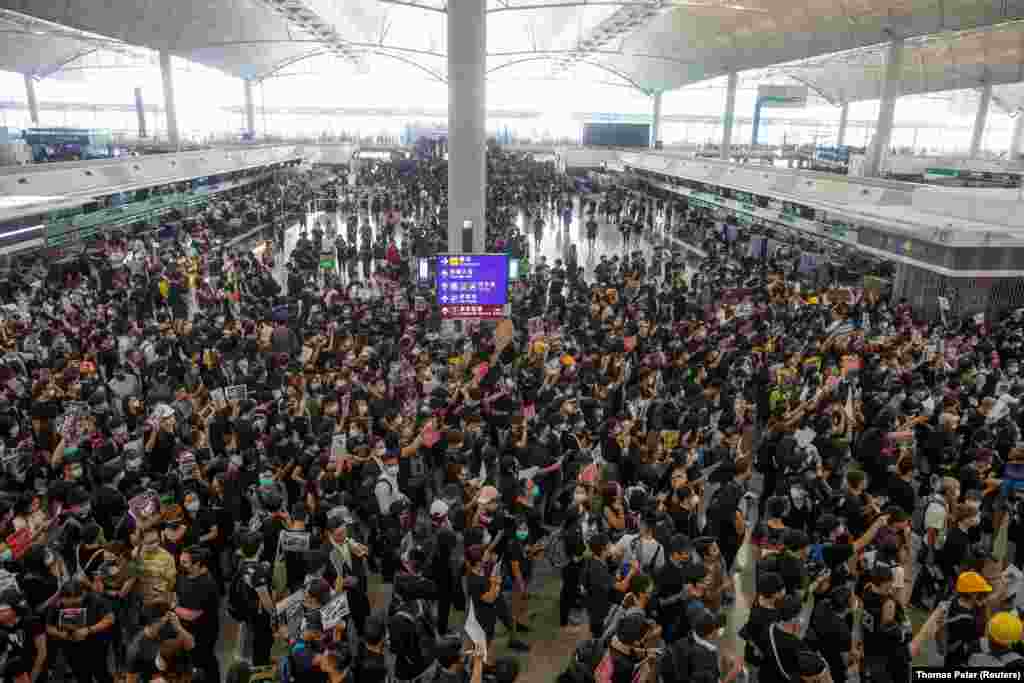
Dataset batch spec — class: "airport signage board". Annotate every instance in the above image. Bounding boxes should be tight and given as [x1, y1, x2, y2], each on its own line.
[756, 85, 808, 108]
[436, 253, 509, 319]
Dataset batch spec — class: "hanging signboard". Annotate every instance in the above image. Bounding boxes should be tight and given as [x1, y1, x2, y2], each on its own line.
[756, 85, 808, 108]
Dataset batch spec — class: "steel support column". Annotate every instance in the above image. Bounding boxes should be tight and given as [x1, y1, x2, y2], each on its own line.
[720, 71, 738, 161]
[863, 37, 903, 178]
[159, 50, 180, 147]
[969, 82, 992, 158]
[651, 90, 662, 148]
[836, 101, 849, 147]
[244, 79, 256, 140]
[23, 75, 39, 125]
[1011, 113, 1024, 160]
[447, 0, 487, 253]
[134, 87, 147, 138]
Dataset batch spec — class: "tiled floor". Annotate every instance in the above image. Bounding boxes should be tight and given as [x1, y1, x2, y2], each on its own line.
[214, 198, 721, 681]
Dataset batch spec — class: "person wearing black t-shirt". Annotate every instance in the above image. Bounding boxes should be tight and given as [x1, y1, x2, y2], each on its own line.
[352, 615, 390, 683]
[464, 545, 500, 666]
[45, 582, 115, 683]
[176, 548, 220, 683]
[758, 596, 803, 683]
[0, 590, 45, 683]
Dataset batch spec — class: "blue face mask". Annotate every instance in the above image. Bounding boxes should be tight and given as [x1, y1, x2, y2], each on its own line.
[260, 478, 274, 488]
[0, 548, 12, 562]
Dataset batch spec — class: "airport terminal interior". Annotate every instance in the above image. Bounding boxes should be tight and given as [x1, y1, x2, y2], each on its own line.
[6, 2, 1024, 683]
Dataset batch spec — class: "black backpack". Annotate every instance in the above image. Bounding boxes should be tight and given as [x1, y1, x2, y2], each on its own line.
[406, 450, 428, 490]
[660, 637, 693, 683]
[390, 599, 437, 670]
[227, 560, 264, 622]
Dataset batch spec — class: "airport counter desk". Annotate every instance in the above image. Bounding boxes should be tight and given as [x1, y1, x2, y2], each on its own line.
[583, 148, 1024, 318]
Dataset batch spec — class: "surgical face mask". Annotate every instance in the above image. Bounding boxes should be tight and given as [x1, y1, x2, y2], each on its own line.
[185, 501, 200, 514]
[515, 529, 529, 541]
[260, 478, 274, 488]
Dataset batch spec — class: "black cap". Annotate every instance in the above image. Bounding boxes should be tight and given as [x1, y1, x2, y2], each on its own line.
[777, 595, 802, 622]
[668, 534, 693, 554]
[757, 571, 785, 596]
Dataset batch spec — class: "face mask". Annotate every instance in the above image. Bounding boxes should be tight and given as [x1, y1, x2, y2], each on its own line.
[231, 455, 244, 468]
[515, 529, 529, 541]
[185, 501, 200, 513]
[260, 478, 274, 488]
[0, 548, 12, 562]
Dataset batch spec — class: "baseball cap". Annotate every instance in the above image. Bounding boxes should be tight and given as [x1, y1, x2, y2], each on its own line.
[668, 534, 692, 554]
[757, 571, 785, 596]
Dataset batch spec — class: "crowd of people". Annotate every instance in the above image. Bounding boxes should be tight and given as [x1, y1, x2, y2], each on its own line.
[0, 146, 1021, 683]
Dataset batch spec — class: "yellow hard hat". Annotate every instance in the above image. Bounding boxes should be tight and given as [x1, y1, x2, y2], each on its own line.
[956, 571, 993, 594]
[989, 612, 1023, 646]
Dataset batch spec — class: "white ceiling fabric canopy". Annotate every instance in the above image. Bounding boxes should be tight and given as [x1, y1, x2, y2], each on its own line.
[1, 0, 1024, 101]
[751, 20, 1024, 112]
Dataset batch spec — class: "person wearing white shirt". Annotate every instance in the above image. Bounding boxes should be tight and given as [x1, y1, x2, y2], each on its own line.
[613, 514, 666, 574]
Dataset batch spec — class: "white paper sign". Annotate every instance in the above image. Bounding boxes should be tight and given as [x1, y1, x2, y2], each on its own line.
[279, 530, 311, 553]
[276, 590, 305, 640]
[320, 593, 350, 630]
[463, 601, 487, 661]
[225, 385, 247, 402]
[332, 434, 347, 460]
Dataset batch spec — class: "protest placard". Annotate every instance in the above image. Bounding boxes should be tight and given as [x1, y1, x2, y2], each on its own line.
[178, 453, 197, 479]
[128, 491, 160, 520]
[60, 608, 86, 629]
[332, 434, 347, 460]
[225, 385, 247, 402]
[320, 593, 350, 630]
[276, 590, 305, 641]
[279, 530, 311, 553]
